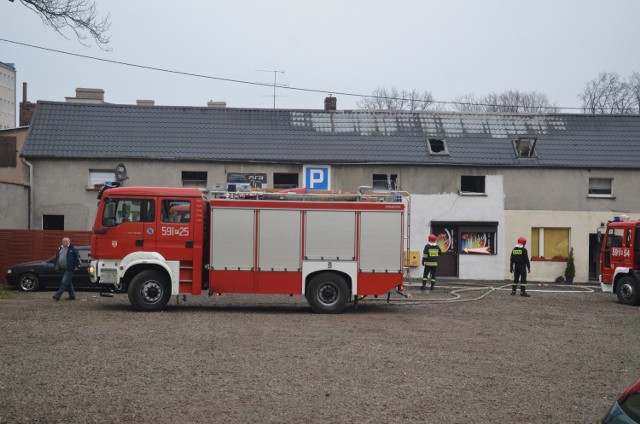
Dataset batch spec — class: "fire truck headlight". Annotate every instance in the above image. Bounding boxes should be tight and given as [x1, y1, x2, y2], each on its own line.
[88, 265, 95, 274]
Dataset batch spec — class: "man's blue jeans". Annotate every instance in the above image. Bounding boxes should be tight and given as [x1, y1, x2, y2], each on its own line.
[54, 269, 76, 300]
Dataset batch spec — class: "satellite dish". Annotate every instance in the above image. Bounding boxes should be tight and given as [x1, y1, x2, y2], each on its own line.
[115, 163, 129, 184]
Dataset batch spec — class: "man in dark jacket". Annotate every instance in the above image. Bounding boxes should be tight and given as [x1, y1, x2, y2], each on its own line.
[52, 237, 82, 301]
[510, 236, 531, 297]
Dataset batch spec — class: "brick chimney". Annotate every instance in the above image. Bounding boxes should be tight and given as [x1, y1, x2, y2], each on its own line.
[136, 99, 155, 106]
[324, 95, 337, 111]
[207, 101, 227, 108]
[65, 88, 105, 104]
[19, 82, 36, 127]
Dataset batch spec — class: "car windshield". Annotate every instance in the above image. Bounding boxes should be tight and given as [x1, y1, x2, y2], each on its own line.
[620, 391, 640, 422]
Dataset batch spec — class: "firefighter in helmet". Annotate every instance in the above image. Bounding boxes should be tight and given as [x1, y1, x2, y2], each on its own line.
[510, 236, 531, 297]
[422, 234, 440, 291]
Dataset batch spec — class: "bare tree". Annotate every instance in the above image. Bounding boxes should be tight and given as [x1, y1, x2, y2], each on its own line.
[579, 72, 639, 114]
[452, 90, 558, 113]
[357, 87, 440, 111]
[628, 71, 640, 113]
[10, 0, 111, 49]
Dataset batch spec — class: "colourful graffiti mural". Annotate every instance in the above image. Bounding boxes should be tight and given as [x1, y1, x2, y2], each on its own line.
[461, 232, 493, 254]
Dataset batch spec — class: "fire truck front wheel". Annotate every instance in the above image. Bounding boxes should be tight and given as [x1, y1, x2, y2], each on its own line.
[127, 270, 171, 312]
[307, 272, 349, 314]
[616, 275, 640, 305]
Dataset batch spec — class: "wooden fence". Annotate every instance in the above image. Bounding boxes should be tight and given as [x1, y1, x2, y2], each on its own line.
[0, 230, 92, 284]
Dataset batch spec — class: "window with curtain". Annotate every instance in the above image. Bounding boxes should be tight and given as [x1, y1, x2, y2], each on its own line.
[588, 178, 613, 196]
[531, 228, 570, 259]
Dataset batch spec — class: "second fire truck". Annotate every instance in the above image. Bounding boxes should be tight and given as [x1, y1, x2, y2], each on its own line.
[600, 216, 640, 305]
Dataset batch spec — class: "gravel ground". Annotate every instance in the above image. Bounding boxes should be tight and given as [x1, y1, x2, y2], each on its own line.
[1, 280, 638, 424]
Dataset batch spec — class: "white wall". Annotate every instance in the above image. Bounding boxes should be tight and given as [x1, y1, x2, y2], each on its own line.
[407, 175, 506, 280]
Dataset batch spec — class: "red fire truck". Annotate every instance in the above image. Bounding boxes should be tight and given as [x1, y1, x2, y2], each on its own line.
[89, 186, 407, 313]
[599, 216, 640, 305]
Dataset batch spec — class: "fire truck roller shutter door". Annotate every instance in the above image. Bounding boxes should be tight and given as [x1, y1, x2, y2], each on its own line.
[359, 211, 403, 273]
[305, 211, 355, 261]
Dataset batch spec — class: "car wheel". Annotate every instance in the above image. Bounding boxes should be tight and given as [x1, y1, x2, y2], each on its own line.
[17, 273, 40, 292]
[306, 272, 349, 314]
[616, 275, 640, 305]
[127, 270, 171, 312]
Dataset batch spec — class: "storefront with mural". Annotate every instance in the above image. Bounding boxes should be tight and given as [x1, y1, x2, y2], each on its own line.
[431, 222, 499, 277]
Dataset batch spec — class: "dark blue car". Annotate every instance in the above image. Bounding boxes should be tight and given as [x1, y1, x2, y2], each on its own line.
[5, 246, 92, 292]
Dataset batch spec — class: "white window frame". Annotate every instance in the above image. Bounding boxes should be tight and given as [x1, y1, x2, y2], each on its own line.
[89, 170, 116, 189]
[533, 227, 571, 259]
[588, 178, 614, 198]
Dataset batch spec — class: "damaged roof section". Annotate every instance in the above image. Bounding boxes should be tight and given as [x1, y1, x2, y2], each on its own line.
[21, 101, 640, 168]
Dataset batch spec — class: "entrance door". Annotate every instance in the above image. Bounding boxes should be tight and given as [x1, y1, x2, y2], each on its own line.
[431, 225, 458, 277]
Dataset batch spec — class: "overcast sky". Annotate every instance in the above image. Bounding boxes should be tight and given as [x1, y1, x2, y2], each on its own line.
[1, 0, 640, 114]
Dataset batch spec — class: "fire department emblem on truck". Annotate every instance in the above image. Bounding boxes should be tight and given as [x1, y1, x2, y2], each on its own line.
[112, 240, 118, 248]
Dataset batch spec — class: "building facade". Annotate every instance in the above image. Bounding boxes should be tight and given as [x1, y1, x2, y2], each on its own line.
[0, 62, 16, 129]
[18, 101, 640, 283]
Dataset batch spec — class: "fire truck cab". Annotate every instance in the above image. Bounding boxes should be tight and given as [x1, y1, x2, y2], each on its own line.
[599, 217, 640, 305]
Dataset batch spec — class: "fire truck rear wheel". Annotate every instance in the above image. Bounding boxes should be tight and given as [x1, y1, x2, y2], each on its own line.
[616, 275, 640, 305]
[307, 272, 349, 314]
[128, 270, 171, 312]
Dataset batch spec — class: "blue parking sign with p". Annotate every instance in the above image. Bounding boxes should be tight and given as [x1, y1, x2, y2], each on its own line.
[304, 165, 330, 190]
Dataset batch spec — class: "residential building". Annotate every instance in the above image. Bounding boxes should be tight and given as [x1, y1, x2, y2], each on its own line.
[0, 61, 16, 129]
[18, 98, 640, 283]
[0, 126, 30, 229]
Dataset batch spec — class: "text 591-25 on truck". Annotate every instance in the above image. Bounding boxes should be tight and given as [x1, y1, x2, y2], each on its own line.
[89, 186, 407, 313]
[600, 216, 640, 306]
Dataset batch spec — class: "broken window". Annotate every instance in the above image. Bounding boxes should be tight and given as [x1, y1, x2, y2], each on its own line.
[372, 173, 397, 190]
[182, 171, 208, 188]
[514, 137, 537, 158]
[273, 173, 298, 189]
[461, 175, 485, 194]
[428, 138, 449, 156]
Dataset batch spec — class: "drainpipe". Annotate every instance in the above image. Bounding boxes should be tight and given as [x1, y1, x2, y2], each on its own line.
[21, 157, 32, 229]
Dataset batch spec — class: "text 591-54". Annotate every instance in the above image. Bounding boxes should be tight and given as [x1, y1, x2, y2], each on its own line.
[161, 226, 190, 237]
[611, 247, 631, 258]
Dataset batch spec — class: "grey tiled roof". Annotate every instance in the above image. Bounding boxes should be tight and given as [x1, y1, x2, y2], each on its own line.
[21, 101, 640, 168]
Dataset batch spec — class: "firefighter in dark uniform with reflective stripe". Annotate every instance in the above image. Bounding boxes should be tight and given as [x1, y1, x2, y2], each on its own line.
[510, 236, 531, 297]
[422, 234, 440, 291]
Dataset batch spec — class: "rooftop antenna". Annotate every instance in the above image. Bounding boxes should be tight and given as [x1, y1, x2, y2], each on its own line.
[256, 69, 285, 108]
